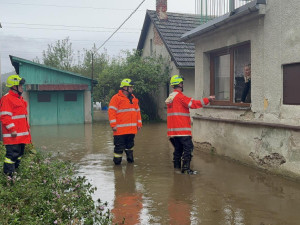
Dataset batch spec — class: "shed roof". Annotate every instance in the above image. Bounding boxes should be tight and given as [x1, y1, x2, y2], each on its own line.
[137, 10, 206, 68]
[9, 55, 97, 84]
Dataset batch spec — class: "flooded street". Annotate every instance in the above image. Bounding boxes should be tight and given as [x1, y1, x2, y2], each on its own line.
[31, 122, 300, 225]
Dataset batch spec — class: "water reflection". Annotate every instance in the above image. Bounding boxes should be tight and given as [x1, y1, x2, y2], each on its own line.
[31, 122, 300, 225]
[112, 165, 143, 225]
[168, 173, 193, 225]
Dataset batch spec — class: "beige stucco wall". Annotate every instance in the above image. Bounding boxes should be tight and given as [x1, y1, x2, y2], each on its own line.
[142, 22, 195, 120]
[84, 90, 92, 123]
[190, 0, 300, 179]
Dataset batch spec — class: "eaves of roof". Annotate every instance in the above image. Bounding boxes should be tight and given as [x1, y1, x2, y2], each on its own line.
[180, 0, 266, 42]
[137, 13, 151, 51]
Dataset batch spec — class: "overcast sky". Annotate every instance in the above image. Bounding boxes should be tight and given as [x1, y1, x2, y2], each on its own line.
[0, 0, 197, 74]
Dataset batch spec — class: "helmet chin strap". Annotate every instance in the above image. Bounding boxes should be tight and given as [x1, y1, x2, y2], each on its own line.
[11, 86, 23, 96]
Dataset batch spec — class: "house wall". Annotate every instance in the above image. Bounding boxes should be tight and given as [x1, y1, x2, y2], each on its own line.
[192, 0, 300, 179]
[142, 23, 195, 120]
[179, 68, 196, 118]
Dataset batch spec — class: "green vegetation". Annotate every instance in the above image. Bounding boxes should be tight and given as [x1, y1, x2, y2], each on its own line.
[35, 38, 170, 120]
[0, 143, 111, 225]
[94, 50, 170, 120]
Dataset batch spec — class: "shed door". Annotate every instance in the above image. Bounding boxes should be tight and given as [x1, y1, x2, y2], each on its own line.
[29, 92, 58, 125]
[29, 91, 84, 125]
[58, 92, 84, 124]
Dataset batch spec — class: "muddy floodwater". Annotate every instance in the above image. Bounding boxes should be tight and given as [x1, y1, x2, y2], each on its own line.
[31, 122, 300, 225]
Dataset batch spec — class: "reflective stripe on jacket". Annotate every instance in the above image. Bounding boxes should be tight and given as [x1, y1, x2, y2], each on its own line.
[165, 90, 210, 136]
[108, 90, 142, 136]
[0, 90, 31, 145]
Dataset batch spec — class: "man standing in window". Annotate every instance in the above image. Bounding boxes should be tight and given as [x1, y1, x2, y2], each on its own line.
[108, 79, 142, 165]
[0, 75, 31, 176]
[241, 64, 251, 103]
[166, 75, 215, 174]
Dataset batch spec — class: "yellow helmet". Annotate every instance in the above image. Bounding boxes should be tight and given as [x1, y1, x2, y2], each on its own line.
[120, 78, 134, 88]
[170, 75, 184, 86]
[6, 75, 25, 88]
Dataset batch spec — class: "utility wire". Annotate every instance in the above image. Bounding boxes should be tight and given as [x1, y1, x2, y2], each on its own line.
[0, 2, 142, 11]
[97, 0, 147, 51]
[0, 36, 137, 43]
[3, 22, 140, 31]
[4, 26, 139, 33]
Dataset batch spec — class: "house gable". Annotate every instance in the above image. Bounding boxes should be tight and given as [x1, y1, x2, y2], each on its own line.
[137, 10, 205, 68]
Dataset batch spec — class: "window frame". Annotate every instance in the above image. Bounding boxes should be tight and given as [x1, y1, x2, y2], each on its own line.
[210, 42, 251, 107]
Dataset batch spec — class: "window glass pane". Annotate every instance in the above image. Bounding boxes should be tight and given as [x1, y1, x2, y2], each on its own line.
[234, 45, 251, 103]
[214, 54, 230, 100]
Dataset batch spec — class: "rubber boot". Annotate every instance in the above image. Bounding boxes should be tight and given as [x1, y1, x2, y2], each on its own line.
[3, 163, 14, 177]
[113, 153, 123, 165]
[173, 160, 181, 169]
[181, 160, 196, 175]
[125, 150, 134, 163]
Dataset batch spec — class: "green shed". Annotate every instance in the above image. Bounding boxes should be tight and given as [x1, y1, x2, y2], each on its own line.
[9, 55, 97, 125]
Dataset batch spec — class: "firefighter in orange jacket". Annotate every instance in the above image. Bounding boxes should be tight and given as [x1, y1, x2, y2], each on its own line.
[0, 75, 31, 176]
[165, 75, 215, 174]
[108, 79, 142, 165]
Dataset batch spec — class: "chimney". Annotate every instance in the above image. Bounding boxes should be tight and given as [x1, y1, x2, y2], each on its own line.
[156, 0, 167, 20]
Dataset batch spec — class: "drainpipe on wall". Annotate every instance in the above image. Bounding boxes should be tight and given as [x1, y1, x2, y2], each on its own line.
[229, 0, 235, 12]
[156, 0, 168, 20]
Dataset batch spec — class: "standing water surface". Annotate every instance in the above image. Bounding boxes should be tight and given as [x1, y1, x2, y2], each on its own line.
[31, 122, 300, 225]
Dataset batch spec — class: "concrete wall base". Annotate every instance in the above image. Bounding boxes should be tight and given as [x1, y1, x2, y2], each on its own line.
[193, 118, 300, 181]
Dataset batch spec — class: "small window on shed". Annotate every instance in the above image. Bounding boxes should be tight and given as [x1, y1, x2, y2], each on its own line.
[38, 93, 51, 102]
[283, 63, 300, 105]
[64, 93, 77, 102]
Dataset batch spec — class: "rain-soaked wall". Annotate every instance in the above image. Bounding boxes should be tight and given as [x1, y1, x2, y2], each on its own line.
[191, 0, 300, 179]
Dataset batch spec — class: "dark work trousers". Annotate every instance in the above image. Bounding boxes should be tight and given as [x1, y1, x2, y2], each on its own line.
[171, 136, 194, 163]
[241, 80, 251, 102]
[3, 144, 25, 175]
[113, 134, 135, 165]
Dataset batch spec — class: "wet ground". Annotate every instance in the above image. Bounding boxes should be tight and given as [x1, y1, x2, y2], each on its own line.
[31, 122, 300, 225]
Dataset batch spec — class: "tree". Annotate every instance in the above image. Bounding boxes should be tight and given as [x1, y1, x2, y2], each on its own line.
[34, 38, 170, 120]
[41, 37, 74, 71]
[72, 45, 109, 79]
[94, 50, 170, 120]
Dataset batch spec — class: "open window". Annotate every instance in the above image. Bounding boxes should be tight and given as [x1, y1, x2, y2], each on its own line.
[210, 42, 251, 106]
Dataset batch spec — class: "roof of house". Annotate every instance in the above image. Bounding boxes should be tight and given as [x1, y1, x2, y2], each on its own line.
[137, 10, 205, 68]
